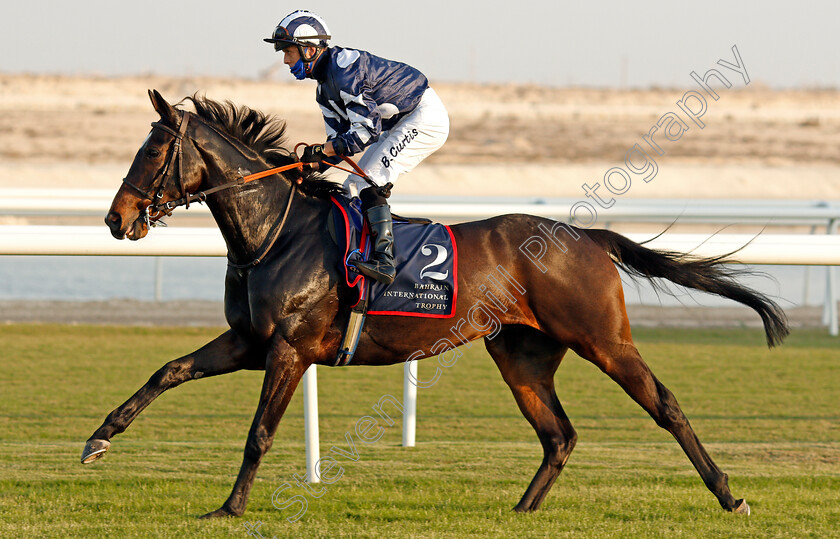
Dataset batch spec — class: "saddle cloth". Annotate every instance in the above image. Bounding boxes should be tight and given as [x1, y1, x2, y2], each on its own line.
[330, 196, 458, 318]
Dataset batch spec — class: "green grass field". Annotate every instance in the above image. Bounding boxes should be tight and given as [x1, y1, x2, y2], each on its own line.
[0, 324, 838, 538]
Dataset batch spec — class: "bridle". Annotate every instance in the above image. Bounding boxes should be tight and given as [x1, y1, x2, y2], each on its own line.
[120, 109, 378, 268]
[122, 111, 302, 217]
[121, 110, 307, 268]
[121, 110, 193, 223]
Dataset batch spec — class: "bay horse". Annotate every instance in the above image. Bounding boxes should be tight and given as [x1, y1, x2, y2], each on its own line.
[84, 89, 787, 518]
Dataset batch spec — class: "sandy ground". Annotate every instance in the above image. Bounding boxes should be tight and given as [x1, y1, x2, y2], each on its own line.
[2, 74, 840, 200]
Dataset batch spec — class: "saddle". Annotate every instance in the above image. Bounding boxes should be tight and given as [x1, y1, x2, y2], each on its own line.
[328, 196, 458, 365]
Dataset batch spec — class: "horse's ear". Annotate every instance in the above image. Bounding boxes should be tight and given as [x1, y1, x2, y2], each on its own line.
[148, 89, 178, 124]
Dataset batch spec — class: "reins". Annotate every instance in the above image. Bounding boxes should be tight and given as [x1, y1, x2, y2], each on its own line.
[150, 161, 308, 218]
[227, 180, 298, 269]
[148, 142, 375, 219]
[310, 145, 392, 197]
[130, 111, 379, 268]
[221, 155, 373, 269]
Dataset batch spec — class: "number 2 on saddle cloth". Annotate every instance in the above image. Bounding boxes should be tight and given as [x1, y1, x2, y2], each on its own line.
[328, 196, 458, 366]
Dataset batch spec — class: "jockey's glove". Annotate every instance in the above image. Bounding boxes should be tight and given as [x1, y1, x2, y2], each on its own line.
[300, 144, 326, 163]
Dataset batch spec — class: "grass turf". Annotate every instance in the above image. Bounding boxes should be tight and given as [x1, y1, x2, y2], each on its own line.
[0, 324, 838, 538]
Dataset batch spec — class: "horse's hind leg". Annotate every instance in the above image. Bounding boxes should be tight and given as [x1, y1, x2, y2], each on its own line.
[82, 329, 257, 464]
[579, 335, 750, 515]
[484, 326, 576, 512]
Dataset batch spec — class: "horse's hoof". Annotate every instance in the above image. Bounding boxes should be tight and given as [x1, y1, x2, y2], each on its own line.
[732, 498, 751, 516]
[199, 507, 239, 519]
[81, 439, 111, 464]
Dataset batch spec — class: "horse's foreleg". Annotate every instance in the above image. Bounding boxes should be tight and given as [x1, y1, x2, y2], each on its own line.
[201, 337, 306, 519]
[585, 339, 750, 515]
[82, 329, 256, 464]
[485, 327, 575, 513]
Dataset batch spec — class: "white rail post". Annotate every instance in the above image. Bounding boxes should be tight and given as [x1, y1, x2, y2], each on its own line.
[302, 365, 320, 482]
[826, 219, 839, 336]
[803, 225, 818, 306]
[829, 270, 839, 337]
[403, 361, 417, 447]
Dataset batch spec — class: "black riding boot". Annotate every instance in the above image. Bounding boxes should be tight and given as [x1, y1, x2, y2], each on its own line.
[354, 188, 396, 284]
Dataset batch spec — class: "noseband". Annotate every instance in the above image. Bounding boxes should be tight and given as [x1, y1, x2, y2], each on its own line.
[121, 111, 193, 221]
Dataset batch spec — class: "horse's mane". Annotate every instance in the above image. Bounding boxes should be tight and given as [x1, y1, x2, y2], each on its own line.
[182, 95, 346, 199]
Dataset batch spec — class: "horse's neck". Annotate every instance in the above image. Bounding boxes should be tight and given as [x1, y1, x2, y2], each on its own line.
[202, 152, 316, 265]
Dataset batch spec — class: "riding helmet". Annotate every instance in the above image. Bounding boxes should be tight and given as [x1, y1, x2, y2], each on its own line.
[264, 10, 331, 52]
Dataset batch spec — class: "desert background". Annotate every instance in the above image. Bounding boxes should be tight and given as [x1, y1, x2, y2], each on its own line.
[1, 73, 838, 202]
[1, 74, 837, 326]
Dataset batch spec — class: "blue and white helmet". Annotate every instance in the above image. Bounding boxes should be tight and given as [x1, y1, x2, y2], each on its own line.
[264, 10, 331, 52]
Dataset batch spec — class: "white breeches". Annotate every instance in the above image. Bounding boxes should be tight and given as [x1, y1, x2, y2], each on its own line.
[342, 87, 449, 197]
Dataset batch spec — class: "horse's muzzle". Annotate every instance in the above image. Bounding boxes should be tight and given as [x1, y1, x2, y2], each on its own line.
[105, 211, 125, 240]
[105, 211, 125, 239]
[106, 208, 150, 240]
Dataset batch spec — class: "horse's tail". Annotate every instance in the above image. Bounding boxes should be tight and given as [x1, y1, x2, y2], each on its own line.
[586, 228, 789, 347]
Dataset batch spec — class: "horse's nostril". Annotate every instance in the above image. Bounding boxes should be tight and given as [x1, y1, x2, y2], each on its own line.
[105, 212, 121, 229]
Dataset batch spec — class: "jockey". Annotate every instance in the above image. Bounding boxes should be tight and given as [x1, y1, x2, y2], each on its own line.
[264, 10, 450, 285]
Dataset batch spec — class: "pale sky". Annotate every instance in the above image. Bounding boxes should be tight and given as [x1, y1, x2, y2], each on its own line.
[2, 1, 837, 88]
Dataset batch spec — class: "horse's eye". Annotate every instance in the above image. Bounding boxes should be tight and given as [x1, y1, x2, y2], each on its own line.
[146, 148, 161, 159]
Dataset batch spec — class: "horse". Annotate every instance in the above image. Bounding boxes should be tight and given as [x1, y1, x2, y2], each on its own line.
[84, 89, 788, 519]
